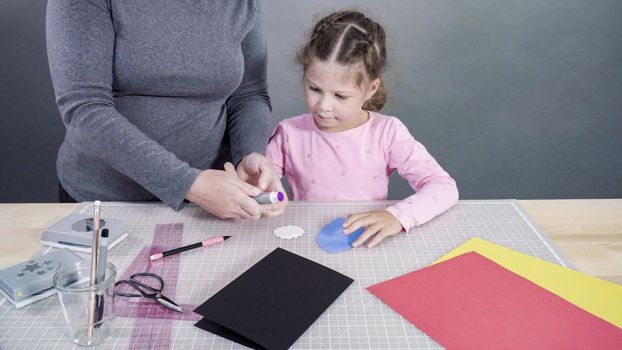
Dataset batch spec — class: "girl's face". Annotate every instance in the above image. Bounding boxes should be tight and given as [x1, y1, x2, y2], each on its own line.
[304, 59, 379, 132]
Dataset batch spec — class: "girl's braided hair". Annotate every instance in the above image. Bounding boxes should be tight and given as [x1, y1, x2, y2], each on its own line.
[298, 11, 388, 111]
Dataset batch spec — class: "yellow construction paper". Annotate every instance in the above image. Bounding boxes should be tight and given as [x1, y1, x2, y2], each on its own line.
[434, 237, 622, 329]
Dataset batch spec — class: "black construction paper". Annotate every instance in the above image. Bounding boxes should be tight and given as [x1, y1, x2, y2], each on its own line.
[194, 248, 354, 350]
[194, 318, 264, 349]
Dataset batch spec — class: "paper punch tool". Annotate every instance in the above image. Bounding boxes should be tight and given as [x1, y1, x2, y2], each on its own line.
[40, 213, 128, 253]
[0, 249, 83, 308]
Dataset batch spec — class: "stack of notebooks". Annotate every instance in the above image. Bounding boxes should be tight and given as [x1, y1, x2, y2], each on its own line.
[367, 238, 622, 349]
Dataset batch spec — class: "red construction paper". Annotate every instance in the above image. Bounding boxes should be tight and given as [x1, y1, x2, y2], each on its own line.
[367, 252, 622, 350]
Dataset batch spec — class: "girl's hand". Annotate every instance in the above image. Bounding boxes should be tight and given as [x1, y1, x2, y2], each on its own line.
[236, 153, 288, 217]
[342, 210, 404, 248]
[235, 153, 276, 191]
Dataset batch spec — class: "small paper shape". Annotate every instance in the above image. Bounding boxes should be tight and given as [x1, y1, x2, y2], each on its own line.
[316, 217, 365, 253]
[434, 237, 622, 329]
[194, 248, 353, 350]
[273, 225, 305, 240]
[367, 252, 622, 350]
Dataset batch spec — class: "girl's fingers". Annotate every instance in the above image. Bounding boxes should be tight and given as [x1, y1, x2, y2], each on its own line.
[366, 227, 396, 248]
[224, 162, 237, 175]
[224, 162, 261, 195]
[343, 213, 365, 227]
[260, 201, 286, 217]
[256, 162, 276, 190]
[343, 214, 377, 234]
[222, 167, 262, 218]
[229, 175, 262, 197]
[259, 183, 287, 217]
[352, 223, 383, 248]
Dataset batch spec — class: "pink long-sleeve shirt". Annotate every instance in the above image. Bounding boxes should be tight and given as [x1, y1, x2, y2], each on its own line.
[266, 112, 459, 232]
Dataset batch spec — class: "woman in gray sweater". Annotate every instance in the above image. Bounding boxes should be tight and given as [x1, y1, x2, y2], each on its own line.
[46, 0, 285, 219]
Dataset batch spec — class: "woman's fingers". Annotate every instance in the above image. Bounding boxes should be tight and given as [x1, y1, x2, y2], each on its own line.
[238, 198, 262, 220]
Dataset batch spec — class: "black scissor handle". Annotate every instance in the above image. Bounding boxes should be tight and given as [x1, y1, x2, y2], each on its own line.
[114, 272, 164, 298]
[114, 279, 143, 298]
[130, 272, 164, 293]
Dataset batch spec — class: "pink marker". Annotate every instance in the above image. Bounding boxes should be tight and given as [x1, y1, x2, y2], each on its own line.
[149, 236, 231, 261]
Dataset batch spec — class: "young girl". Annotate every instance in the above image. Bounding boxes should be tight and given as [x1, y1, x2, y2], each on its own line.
[266, 11, 459, 248]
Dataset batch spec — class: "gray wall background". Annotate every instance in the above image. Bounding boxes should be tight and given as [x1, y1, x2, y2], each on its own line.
[1, 0, 621, 202]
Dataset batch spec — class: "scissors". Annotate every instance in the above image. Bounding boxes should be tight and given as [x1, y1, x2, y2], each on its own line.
[114, 272, 183, 313]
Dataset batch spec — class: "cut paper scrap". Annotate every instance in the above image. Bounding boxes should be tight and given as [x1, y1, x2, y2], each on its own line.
[316, 217, 365, 253]
[367, 252, 622, 350]
[194, 247, 353, 350]
[434, 237, 622, 329]
[273, 225, 305, 240]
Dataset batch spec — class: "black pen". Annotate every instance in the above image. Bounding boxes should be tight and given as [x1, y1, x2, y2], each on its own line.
[95, 228, 108, 327]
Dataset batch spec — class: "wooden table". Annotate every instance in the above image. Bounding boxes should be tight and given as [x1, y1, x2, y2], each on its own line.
[1, 199, 620, 285]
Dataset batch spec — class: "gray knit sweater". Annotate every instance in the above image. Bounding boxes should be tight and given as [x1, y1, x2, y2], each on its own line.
[46, 0, 271, 210]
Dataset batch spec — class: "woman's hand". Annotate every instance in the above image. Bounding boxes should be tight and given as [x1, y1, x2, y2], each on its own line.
[185, 163, 263, 220]
[236, 153, 288, 217]
[342, 210, 404, 248]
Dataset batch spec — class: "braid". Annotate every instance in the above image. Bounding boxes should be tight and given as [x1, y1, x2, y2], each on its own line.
[311, 11, 347, 41]
[299, 11, 389, 110]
